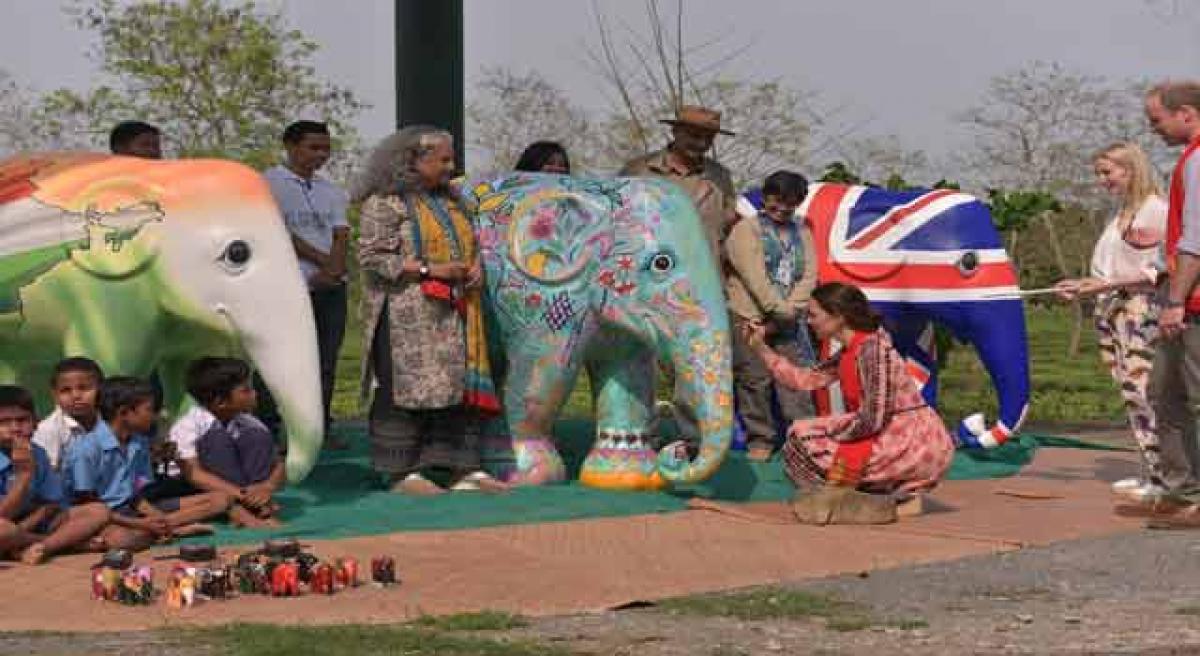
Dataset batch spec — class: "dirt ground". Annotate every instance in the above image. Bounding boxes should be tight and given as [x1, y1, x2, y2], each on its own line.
[523, 529, 1200, 655]
[3, 529, 1199, 655]
[4, 425, 1198, 655]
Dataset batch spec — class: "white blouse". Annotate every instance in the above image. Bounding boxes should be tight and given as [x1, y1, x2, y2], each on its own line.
[1090, 195, 1167, 285]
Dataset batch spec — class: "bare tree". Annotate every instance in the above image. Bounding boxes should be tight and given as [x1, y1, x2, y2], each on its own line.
[465, 67, 598, 175]
[0, 70, 40, 155]
[833, 134, 933, 187]
[584, 0, 823, 187]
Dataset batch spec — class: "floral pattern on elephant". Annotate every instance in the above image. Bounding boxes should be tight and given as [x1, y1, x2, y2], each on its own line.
[468, 173, 732, 491]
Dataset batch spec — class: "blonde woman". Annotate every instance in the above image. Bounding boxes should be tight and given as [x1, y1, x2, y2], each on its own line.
[1056, 142, 1167, 500]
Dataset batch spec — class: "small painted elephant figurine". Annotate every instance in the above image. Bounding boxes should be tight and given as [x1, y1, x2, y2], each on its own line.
[270, 562, 300, 597]
[469, 174, 733, 491]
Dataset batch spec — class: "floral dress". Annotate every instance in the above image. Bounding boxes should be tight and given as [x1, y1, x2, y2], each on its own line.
[762, 329, 955, 494]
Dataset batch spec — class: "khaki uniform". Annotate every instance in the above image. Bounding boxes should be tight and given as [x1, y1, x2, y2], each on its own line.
[619, 149, 737, 267]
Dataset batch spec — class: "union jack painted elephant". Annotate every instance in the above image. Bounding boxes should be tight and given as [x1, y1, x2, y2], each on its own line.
[739, 183, 1030, 448]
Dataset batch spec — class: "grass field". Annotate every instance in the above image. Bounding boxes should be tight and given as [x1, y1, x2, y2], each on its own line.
[331, 289, 1123, 428]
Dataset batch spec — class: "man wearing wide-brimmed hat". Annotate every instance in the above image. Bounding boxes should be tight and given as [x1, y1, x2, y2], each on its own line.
[620, 105, 738, 268]
[621, 105, 738, 458]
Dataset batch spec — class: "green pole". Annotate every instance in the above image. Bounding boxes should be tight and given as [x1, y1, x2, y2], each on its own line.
[395, 0, 465, 170]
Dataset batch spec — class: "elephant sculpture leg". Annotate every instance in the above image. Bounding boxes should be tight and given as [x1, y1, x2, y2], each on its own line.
[884, 315, 940, 407]
[580, 336, 661, 490]
[504, 329, 587, 485]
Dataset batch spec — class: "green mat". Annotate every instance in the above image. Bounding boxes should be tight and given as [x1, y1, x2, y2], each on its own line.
[183, 421, 1129, 546]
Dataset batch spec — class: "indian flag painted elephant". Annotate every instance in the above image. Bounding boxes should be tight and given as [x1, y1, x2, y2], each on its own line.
[468, 173, 733, 491]
[0, 153, 324, 482]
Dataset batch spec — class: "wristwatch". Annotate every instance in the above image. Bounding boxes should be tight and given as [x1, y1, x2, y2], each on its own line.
[418, 261, 430, 280]
[1165, 299, 1185, 309]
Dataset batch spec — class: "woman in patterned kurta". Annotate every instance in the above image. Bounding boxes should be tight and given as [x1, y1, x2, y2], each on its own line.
[1055, 142, 1167, 501]
[354, 126, 504, 496]
[744, 283, 955, 523]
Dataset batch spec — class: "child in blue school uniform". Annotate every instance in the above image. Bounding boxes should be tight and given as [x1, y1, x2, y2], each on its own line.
[168, 357, 286, 528]
[63, 377, 230, 552]
[0, 385, 108, 564]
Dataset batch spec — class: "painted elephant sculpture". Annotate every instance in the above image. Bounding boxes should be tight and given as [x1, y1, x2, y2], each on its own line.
[740, 183, 1030, 447]
[0, 153, 324, 481]
[468, 174, 733, 491]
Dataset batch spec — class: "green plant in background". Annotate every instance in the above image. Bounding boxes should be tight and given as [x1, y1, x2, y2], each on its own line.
[32, 0, 364, 169]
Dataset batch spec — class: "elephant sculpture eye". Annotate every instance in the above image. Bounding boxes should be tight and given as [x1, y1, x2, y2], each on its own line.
[221, 240, 252, 271]
[957, 251, 979, 277]
[650, 253, 675, 274]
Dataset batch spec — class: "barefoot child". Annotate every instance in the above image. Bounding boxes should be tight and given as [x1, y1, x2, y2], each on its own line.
[63, 377, 230, 551]
[32, 357, 104, 470]
[169, 358, 286, 528]
[0, 385, 108, 564]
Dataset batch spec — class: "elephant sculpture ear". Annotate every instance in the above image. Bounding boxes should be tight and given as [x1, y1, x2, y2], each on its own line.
[69, 201, 165, 279]
[508, 187, 612, 284]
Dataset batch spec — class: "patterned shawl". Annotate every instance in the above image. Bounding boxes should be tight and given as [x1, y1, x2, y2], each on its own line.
[408, 192, 501, 415]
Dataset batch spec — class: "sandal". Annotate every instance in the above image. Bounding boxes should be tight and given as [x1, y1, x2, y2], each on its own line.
[391, 473, 446, 496]
[451, 471, 511, 494]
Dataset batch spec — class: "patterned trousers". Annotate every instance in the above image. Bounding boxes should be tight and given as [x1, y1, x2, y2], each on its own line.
[1095, 292, 1164, 484]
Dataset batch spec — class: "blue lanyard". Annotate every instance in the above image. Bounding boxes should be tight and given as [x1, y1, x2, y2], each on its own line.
[758, 212, 800, 268]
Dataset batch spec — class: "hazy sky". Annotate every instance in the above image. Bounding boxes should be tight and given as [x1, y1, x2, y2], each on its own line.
[2, 0, 1198, 166]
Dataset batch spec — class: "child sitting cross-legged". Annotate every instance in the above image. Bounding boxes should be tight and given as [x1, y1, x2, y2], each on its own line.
[0, 385, 109, 564]
[32, 357, 104, 471]
[169, 357, 286, 528]
[64, 377, 230, 551]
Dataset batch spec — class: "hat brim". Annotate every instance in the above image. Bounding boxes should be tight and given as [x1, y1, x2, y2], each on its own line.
[660, 119, 735, 136]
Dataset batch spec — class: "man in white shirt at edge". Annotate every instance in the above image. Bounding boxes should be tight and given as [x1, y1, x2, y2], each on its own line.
[1142, 80, 1200, 524]
[263, 121, 350, 449]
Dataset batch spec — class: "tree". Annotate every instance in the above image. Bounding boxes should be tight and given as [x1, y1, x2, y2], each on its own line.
[466, 67, 598, 175]
[0, 69, 39, 155]
[833, 135, 932, 189]
[33, 0, 365, 169]
[585, 0, 823, 186]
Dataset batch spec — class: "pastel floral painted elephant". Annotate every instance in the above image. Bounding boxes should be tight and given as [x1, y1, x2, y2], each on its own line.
[468, 174, 732, 491]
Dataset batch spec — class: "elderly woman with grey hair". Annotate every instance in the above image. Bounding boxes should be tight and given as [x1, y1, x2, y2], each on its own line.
[354, 125, 506, 495]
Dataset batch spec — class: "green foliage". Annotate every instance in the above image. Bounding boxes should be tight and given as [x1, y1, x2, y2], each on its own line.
[984, 188, 1061, 234]
[187, 623, 565, 656]
[36, 0, 363, 167]
[413, 611, 529, 632]
[817, 161, 863, 185]
[657, 586, 863, 621]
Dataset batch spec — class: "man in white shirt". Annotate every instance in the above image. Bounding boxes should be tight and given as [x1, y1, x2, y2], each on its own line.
[264, 121, 350, 444]
[1144, 80, 1200, 522]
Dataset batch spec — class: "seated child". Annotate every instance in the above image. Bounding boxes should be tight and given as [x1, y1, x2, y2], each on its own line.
[32, 357, 104, 470]
[170, 357, 285, 528]
[0, 385, 108, 564]
[63, 377, 230, 551]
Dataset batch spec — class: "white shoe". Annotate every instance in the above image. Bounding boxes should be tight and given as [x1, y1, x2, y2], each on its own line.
[1117, 482, 1168, 502]
[1111, 477, 1143, 493]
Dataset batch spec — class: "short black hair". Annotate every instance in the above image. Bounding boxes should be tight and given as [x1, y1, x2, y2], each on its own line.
[282, 120, 330, 144]
[109, 121, 160, 154]
[51, 357, 104, 388]
[514, 141, 570, 173]
[0, 385, 36, 418]
[762, 170, 809, 204]
[98, 377, 156, 421]
[186, 357, 252, 407]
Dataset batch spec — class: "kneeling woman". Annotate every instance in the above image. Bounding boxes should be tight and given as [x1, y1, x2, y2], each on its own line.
[743, 282, 955, 522]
